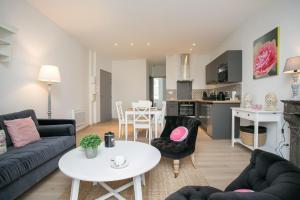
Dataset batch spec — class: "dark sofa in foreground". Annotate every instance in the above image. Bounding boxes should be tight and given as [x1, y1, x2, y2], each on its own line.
[166, 149, 300, 200]
[0, 109, 76, 200]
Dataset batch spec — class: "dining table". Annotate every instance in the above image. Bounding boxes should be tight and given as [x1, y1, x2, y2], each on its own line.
[125, 107, 162, 141]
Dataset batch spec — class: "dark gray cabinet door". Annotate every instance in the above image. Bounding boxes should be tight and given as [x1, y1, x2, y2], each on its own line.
[100, 69, 112, 122]
[206, 61, 218, 84]
[166, 101, 178, 116]
[228, 50, 242, 83]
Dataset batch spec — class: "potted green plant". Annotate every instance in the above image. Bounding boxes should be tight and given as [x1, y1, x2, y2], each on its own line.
[80, 134, 102, 159]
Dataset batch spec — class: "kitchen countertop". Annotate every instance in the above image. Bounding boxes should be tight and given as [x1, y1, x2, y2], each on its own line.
[167, 99, 240, 104]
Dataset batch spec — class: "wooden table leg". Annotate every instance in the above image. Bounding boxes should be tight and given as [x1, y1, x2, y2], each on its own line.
[70, 179, 80, 200]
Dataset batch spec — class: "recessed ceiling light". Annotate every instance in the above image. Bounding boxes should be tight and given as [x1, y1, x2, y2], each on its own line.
[130, 42, 134, 46]
[146, 42, 150, 46]
[114, 42, 118, 46]
[189, 48, 193, 51]
[192, 42, 196, 47]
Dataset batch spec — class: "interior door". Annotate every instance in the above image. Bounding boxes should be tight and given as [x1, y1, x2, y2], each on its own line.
[100, 69, 112, 122]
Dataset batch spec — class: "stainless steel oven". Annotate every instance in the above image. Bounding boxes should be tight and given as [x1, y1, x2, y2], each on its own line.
[178, 101, 195, 116]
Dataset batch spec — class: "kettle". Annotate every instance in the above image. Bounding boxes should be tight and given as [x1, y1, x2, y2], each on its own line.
[202, 91, 208, 99]
[217, 91, 225, 101]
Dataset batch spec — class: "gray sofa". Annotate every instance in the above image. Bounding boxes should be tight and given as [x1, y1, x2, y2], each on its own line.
[0, 109, 76, 200]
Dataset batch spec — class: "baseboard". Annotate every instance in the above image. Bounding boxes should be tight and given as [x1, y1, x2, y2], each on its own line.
[76, 124, 89, 131]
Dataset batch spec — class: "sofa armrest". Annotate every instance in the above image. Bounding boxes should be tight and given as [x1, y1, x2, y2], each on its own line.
[209, 191, 280, 200]
[37, 124, 75, 137]
[38, 119, 76, 127]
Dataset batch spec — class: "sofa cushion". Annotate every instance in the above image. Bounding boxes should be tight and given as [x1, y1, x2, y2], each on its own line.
[0, 110, 39, 147]
[4, 117, 41, 148]
[151, 137, 191, 159]
[0, 136, 75, 189]
[165, 186, 222, 200]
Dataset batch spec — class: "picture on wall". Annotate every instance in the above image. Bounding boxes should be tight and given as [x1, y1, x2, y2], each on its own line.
[253, 27, 279, 79]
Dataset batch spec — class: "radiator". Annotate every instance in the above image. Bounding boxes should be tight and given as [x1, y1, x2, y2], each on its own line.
[72, 109, 86, 130]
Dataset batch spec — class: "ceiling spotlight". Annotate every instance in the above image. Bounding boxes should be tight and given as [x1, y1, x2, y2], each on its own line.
[192, 42, 196, 47]
[189, 48, 193, 51]
[114, 42, 118, 46]
[130, 42, 134, 46]
[146, 42, 150, 46]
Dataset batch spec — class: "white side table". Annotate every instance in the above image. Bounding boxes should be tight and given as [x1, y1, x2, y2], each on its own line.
[231, 107, 282, 151]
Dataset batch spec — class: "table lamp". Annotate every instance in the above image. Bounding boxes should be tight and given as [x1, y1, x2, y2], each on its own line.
[38, 65, 61, 119]
[284, 56, 300, 99]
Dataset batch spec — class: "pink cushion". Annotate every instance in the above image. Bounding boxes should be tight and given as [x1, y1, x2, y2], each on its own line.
[234, 189, 254, 193]
[4, 117, 40, 148]
[170, 126, 188, 142]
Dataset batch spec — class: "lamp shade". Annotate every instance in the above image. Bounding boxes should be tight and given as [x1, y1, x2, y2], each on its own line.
[38, 65, 61, 83]
[284, 56, 300, 73]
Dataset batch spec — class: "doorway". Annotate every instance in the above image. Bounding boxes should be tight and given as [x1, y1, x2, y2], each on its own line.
[100, 69, 112, 122]
[150, 77, 166, 108]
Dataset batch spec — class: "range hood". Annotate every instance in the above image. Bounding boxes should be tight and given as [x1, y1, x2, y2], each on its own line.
[178, 54, 192, 81]
[177, 54, 193, 99]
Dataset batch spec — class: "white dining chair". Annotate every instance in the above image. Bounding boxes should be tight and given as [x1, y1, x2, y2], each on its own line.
[158, 101, 167, 129]
[132, 101, 152, 144]
[138, 100, 152, 106]
[116, 101, 132, 138]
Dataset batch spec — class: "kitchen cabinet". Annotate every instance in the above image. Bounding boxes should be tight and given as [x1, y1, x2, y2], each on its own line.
[166, 101, 178, 116]
[206, 50, 242, 84]
[197, 103, 240, 139]
[205, 60, 218, 84]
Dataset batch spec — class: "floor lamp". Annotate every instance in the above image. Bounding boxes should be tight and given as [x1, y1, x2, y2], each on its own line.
[38, 65, 61, 119]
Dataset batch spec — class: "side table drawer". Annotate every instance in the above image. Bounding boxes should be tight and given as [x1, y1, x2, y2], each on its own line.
[235, 110, 255, 120]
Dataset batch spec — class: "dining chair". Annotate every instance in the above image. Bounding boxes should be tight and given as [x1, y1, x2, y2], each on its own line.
[115, 101, 132, 138]
[158, 101, 167, 129]
[132, 101, 152, 144]
[138, 100, 152, 106]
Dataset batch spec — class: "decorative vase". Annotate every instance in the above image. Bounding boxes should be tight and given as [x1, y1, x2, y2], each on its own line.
[84, 147, 98, 159]
[265, 92, 278, 111]
[244, 93, 253, 108]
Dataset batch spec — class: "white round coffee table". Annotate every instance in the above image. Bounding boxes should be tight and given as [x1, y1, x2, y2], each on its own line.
[59, 141, 161, 200]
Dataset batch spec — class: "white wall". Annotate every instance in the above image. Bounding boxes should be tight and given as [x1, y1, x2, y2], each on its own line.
[0, 1, 89, 120]
[209, 0, 300, 158]
[112, 59, 147, 118]
[166, 54, 210, 89]
[210, 0, 300, 109]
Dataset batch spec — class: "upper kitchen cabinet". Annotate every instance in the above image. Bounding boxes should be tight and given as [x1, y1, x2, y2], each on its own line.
[205, 59, 218, 84]
[206, 50, 242, 84]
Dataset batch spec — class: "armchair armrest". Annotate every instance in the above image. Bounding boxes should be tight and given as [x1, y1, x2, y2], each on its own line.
[38, 119, 76, 127]
[209, 191, 280, 200]
[37, 124, 75, 137]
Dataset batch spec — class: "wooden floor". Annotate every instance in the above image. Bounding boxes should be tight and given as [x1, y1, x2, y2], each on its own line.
[19, 120, 251, 200]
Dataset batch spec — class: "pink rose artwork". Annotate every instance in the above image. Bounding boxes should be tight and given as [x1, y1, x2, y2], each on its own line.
[253, 27, 279, 79]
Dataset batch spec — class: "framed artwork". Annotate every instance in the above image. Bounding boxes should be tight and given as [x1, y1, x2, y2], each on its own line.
[253, 27, 280, 79]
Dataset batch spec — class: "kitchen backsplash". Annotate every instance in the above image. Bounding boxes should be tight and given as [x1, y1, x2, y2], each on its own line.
[166, 83, 242, 100]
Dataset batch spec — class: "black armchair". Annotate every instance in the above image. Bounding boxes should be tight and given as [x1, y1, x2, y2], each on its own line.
[166, 149, 300, 200]
[151, 116, 201, 177]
